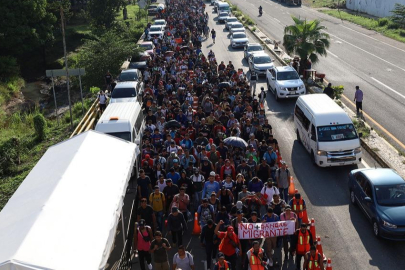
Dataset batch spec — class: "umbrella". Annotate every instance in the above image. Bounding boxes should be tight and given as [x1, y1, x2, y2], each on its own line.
[165, 51, 174, 57]
[223, 137, 248, 148]
[165, 120, 181, 129]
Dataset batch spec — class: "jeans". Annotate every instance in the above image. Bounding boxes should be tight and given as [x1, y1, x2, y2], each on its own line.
[194, 191, 203, 210]
[172, 230, 183, 245]
[279, 187, 289, 202]
[155, 211, 164, 232]
[154, 262, 170, 270]
[138, 250, 152, 270]
[295, 253, 305, 270]
[205, 242, 218, 269]
[250, 81, 257, 95]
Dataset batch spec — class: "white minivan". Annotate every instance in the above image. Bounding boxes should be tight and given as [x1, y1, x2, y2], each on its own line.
[95, 102, 144, 145]
[294, 94, 362, 167]
[217, 2, 230, 14]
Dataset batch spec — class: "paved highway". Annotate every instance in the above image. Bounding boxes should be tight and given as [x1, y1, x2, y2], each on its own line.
[228, 0, 405, 152]
[129, 3, 405, 270]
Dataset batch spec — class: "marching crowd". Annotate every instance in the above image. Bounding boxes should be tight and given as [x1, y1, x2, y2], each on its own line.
[131, 0, 325, 269]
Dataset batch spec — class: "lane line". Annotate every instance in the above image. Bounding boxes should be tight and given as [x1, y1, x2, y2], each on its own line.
[341, 94, 405, 151]
[274, 18, 281, 23]
[326, 50, 339, 58]
[370, 77, 405, 100]
[361, 159, 370, 168]
[340, 25, 405, 54]
[323, 31, 405, 73]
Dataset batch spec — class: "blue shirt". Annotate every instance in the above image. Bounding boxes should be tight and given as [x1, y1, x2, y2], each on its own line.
[167, 172, 180, 185]
[202, 181, 220, 198]
[262, 213, 280, 223]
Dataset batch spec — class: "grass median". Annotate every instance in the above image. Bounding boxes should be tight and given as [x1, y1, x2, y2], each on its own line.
[320, 9, 405, 43]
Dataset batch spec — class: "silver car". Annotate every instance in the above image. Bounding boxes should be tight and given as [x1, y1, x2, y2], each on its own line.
[225, 17, 238, 29]
[230, 32, 249, 48]
[244, 43, 264, 59]
[218, 12, 229, 23]
[248, 52, 274, 76]
[229, 22, 245, 35]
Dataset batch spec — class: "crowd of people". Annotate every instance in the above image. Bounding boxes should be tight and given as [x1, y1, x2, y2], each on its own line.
[131, 0, 325, 269]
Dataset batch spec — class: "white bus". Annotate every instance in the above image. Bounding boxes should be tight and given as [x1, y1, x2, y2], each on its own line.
[95, 102, 144, 145]
[294, 94, 362, 167]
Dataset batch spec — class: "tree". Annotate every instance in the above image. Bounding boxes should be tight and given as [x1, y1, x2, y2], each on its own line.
[391, 3, 405, 28]
[76, 29, 142, 88]
[283, 16, 330, 73]
[87, 0, 126, 29]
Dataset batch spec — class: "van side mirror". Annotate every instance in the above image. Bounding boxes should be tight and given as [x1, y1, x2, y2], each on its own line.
[311, 135, 316, 141]
[359, 132, 363, 138]
[271, 77, 275, 80]
[364, 197, 372, 203]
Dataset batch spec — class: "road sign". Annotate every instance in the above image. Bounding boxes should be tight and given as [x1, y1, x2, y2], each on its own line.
[46, 68, 86, 77]
[138, 0, 147, 9]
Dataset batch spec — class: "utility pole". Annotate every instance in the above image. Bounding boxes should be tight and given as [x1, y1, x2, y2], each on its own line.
[60, 5, 73, 128]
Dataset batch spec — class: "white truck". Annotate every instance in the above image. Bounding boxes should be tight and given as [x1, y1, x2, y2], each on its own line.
[266, 66, 306, 101]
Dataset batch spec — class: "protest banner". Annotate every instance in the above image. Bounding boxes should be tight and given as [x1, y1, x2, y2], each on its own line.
[238, 221, 296, 239]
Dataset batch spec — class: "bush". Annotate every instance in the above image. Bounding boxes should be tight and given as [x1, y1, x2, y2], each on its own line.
[378, 18, 389, 27]
[245, 17, 255, 26]
[332, 85, 344, 100]
[90, 86, 101, 95]
[33, 114, 47, 140]
[0, 56, 20, 82]
[387, 22, 400, 29]
[0, 137, 20, 176]
[400, 31, 405, 37]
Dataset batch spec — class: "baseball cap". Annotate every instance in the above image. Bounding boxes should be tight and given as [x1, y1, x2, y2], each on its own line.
[210, 171, 216, 176]
[218, 252, 225, 258]
[171, 207, 178, 213]
[236, 201, 243, 209]
[138, 219, 145, 226]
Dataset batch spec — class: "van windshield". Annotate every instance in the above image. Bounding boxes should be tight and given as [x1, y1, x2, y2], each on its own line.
[107, 132, 131, 142]
[317, 124, 358, 142]
[220, 6, 230, 11]
[112, 87, 136, 98]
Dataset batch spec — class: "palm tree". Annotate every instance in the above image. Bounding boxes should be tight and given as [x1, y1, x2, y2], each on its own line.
[283, 16, 330, 74]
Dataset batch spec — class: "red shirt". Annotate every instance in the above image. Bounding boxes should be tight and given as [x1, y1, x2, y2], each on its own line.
[218, 232, 239, 256]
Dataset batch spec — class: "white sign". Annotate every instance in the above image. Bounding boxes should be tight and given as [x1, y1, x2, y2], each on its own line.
[238, 221, 296, 239]
[46, 68, 86, 77]
[138, 0, 147, 9]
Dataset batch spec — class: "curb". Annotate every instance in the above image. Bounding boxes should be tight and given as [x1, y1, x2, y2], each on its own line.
[247, 24, 393, 169]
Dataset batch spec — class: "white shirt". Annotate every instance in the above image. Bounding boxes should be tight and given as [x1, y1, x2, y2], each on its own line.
[261, 185, 280, 205]
[158, 181, 167, 192]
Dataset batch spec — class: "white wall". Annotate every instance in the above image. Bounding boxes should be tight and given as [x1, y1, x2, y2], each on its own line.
[346, 0, 405, 18]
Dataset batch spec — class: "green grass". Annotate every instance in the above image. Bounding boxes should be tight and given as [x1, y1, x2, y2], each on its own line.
[352, 118, 370, 138]
[321, 10, 405, 43]
[303, 0, 345, 8]
[117, 4, 148, 24]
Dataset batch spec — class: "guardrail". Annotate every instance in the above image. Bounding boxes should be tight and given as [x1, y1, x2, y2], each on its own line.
[70, 99, 100, 138]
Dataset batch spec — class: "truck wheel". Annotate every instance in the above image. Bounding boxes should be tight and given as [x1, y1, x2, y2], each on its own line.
[275, 90, 279, 102]
[311, 151, 316, 165]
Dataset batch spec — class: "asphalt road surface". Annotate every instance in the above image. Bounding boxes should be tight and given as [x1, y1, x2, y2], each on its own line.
[227, 0, 405, 152]
[131, 3, 405, 270]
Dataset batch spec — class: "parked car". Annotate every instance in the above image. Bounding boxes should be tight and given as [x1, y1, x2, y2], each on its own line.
[148, 4, 159, 15]
[153, 19, 167, 28]
[248, 52, 273, 76]
[225, 17, 238, 30]
[229, 22, 245, 35]
[244, 43, 264, 60]
[117, 69, 142, 83]
[138, 41, 155, 55]
[230, 32, 249, 48]
[128, 52, 150, 73]
[146, 25, 164, 40]
[217, 12, 229, 23]
[110, 81, 143, 103]
[348, 168, 405, 240]
[266, 66, 305, 100]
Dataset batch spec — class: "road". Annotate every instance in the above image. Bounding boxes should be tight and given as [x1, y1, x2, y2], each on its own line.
[128, 4, 405, 270]
[228, 0, 405, 152]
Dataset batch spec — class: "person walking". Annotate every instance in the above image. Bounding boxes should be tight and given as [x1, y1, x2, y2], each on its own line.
[289, 193, 306, 226]
[211, 28, 216, 44]
[323, 83, 334, 99]
[167, 207, 188, 247]
[276, 161, 290, 201]
[261, 207, 280, 267]
[214, 252, 232, 270]
[150, 231, 171, 270]
[133, 220, 153, 270]
[303, 245, 325, 270]
[137, 198, 156, 231]
[198, 198, 215, 231]
[149, 186, 166, 232]
[354, 85, 363, 115]
[201, 219, 219, 270]
[280, 205, 297, 261]
[290, 223, 314, 270]
[250, 71, 258, 96]
[172, 245, 195, 270]
[215, 221, 242, 270]
[97, 90, 108, 113]
[243, 241, 269, 270]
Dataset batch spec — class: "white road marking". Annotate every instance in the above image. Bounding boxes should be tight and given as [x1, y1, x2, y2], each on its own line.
[324, 31, 405, 73]
[370, 77, 405, 100]
[340, 24, 405, 54]
[274, 18, 281, 23]
[361, 159, 370, 168]
[326, 50, 339, 58]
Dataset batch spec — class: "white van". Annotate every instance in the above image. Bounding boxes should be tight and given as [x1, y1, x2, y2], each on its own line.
[95, 102, 144, 145]
[217, 2, 230, 14]
[110, 81, 143, 104]
[294, 94, 362, 167]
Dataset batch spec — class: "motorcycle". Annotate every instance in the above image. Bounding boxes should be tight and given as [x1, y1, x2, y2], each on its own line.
[259, 8, 263, 16]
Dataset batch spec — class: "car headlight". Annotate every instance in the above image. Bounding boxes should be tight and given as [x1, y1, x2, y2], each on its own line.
[354, 147, 362, 154]
[299, 85, 305, 90]
[383, 220, 397, 229]
[317, 150, 328, 156]
[279, 87, 287, 91]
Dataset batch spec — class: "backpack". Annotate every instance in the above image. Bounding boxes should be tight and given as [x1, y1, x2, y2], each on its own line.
[277, 168, 290, 179]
